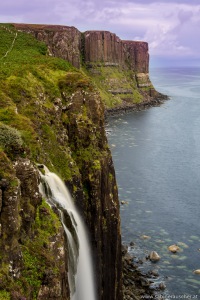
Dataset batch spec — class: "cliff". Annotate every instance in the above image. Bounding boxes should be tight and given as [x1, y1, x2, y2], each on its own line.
[0, 22, 164, 300]
[13, 24, 163, 110]
[0, 24, 122, 300]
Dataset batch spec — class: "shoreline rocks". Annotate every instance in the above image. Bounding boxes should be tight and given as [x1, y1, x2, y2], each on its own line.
[149, 251, 161, 262]
[105, 93, 169, 117]
[122, 245, 166, 300]
[168, 244, 180, 253]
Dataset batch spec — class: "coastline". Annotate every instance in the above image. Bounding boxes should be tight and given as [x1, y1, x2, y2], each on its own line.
[105, 93, 169, 117]
[106, 93, 169, 298]
[122, 244, 167, 300]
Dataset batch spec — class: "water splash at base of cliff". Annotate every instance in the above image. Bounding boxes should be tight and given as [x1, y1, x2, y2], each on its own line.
[39, 166, 96, 300]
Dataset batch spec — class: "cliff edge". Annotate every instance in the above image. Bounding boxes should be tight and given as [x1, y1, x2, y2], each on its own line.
[0, 22, 164, 300]
[0, 24, 121, 300]
[13, 23, 165, 110]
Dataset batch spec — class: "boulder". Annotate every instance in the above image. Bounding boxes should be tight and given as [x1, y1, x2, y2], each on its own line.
[149, 251, 160, 262]
[168, 244, 180, 253]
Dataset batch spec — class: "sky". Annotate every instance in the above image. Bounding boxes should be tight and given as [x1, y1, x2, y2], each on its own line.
[1, 0, 200, 67]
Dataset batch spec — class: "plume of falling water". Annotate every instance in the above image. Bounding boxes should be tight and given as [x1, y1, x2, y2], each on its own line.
[39, 166, 96, 300]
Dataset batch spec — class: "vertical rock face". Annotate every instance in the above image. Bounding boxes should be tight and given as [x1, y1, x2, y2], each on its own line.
[84, 31, 124, 65]
[83, 31, 149, 73]
[0, 155, 69, 299]
[13, 24, 150, 74]
[123, 41, 149, 73]
[13, 24, 81, 68]
[2, 23, 158, 300]
[13, 23, 158, 107]
[65, 90, 122, 300]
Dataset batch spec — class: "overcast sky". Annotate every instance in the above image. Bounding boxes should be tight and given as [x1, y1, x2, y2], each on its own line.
[1, 0, 200, 67]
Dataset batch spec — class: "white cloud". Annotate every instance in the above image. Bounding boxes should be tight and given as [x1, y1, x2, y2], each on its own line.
[55, 1, 200, 59]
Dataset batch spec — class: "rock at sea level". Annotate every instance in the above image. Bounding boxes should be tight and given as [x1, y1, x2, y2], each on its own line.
[168, 244, 180, 253]
[140, 235, 151, 239]
[193, 269, 200, 275]
[149, 251, 160, 262]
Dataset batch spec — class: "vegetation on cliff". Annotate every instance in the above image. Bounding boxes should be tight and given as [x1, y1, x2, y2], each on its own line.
[0, 24, 122, 300]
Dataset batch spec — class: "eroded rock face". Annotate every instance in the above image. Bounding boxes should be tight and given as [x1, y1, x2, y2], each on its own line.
[83, 31, 149, 74]
[123, 41, 149, 73]
[13, 24, 81, 68]
[62, 87, 123, 300]
[0, 73, 122, 299]
[84, 31, 124, 65]
[13, 24, 150, 76]
[0, 156, 69, 299]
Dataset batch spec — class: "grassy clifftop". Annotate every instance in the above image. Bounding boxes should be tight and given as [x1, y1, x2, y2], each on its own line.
[0, 24, 122, 300]
[0, 24, 92, 178]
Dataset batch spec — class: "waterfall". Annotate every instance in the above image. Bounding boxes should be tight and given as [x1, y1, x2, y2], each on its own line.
[39, 166, 96, 300]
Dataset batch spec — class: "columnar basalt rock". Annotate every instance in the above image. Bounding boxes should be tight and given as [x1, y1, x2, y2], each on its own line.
[84, 31, 124, 66]
[83, 31, 150, 73]
[0, 23, 163, 300]
[62, 88, 123, 300]
[13, 24, 150, 76]
[123, 41, 149, 73]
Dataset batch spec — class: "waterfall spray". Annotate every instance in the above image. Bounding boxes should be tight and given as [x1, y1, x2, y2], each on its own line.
[39, 166, 96, 300]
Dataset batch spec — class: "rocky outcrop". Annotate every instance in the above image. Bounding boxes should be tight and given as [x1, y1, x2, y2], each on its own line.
[83, 31, 149, 73]
[0, 23, 165, 300]
[13, 24, 150, 74]
[0, 31, 122, 298]
[83, 31, 124, 66]
[0, 156, 69, 299]
[13, 24, 81, 68]
[12, 23, 163, 109]
[123, 41, 149, 73]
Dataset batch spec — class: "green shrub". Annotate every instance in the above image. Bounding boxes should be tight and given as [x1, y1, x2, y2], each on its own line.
[0, 290, 10, 300]
[0, 123, 23, 150]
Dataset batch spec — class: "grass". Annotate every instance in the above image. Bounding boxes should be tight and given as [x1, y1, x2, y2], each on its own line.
[0, 290, 10, 300]
[83, 64, 144, 107]
[0, 23, 120, 298]
[19, 199, 62, 298]
[0, 24, 88, 179]
[0, 24, 71, 78]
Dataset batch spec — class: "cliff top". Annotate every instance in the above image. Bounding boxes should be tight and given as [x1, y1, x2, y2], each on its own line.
[12, 23, 76, 31]
[12, 23, 147, 45]
[123, 40, 148, 45]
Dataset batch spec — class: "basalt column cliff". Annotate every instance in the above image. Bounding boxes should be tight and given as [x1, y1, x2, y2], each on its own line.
[0, 23, 161, 300]
[14, 24, 161, 109]
[0, 23, 122, 300]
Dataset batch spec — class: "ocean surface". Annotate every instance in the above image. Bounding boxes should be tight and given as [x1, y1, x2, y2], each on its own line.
[106, 67, 200, 297]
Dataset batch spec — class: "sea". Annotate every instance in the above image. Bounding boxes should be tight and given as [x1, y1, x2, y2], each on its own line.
[106, 67, 200, 297]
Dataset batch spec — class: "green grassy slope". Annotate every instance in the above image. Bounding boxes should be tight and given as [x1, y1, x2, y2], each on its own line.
[0, 24, 92, 178]
[0, 23, 107, 299]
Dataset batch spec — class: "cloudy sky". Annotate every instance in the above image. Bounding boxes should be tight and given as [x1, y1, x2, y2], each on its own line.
[1, 0, 200, 67]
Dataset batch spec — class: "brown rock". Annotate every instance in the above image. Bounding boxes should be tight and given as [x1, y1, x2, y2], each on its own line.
[149, 251, 161, 262]
[123, 41, 149, 73]
[13, 24, 151, 78]
[13, 24, 81, 68]
[84, 30, 124, 65]
[168, 244, 180, 253]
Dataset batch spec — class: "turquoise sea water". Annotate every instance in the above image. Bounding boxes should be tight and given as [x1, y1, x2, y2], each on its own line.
[107, 67, 200, 296]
